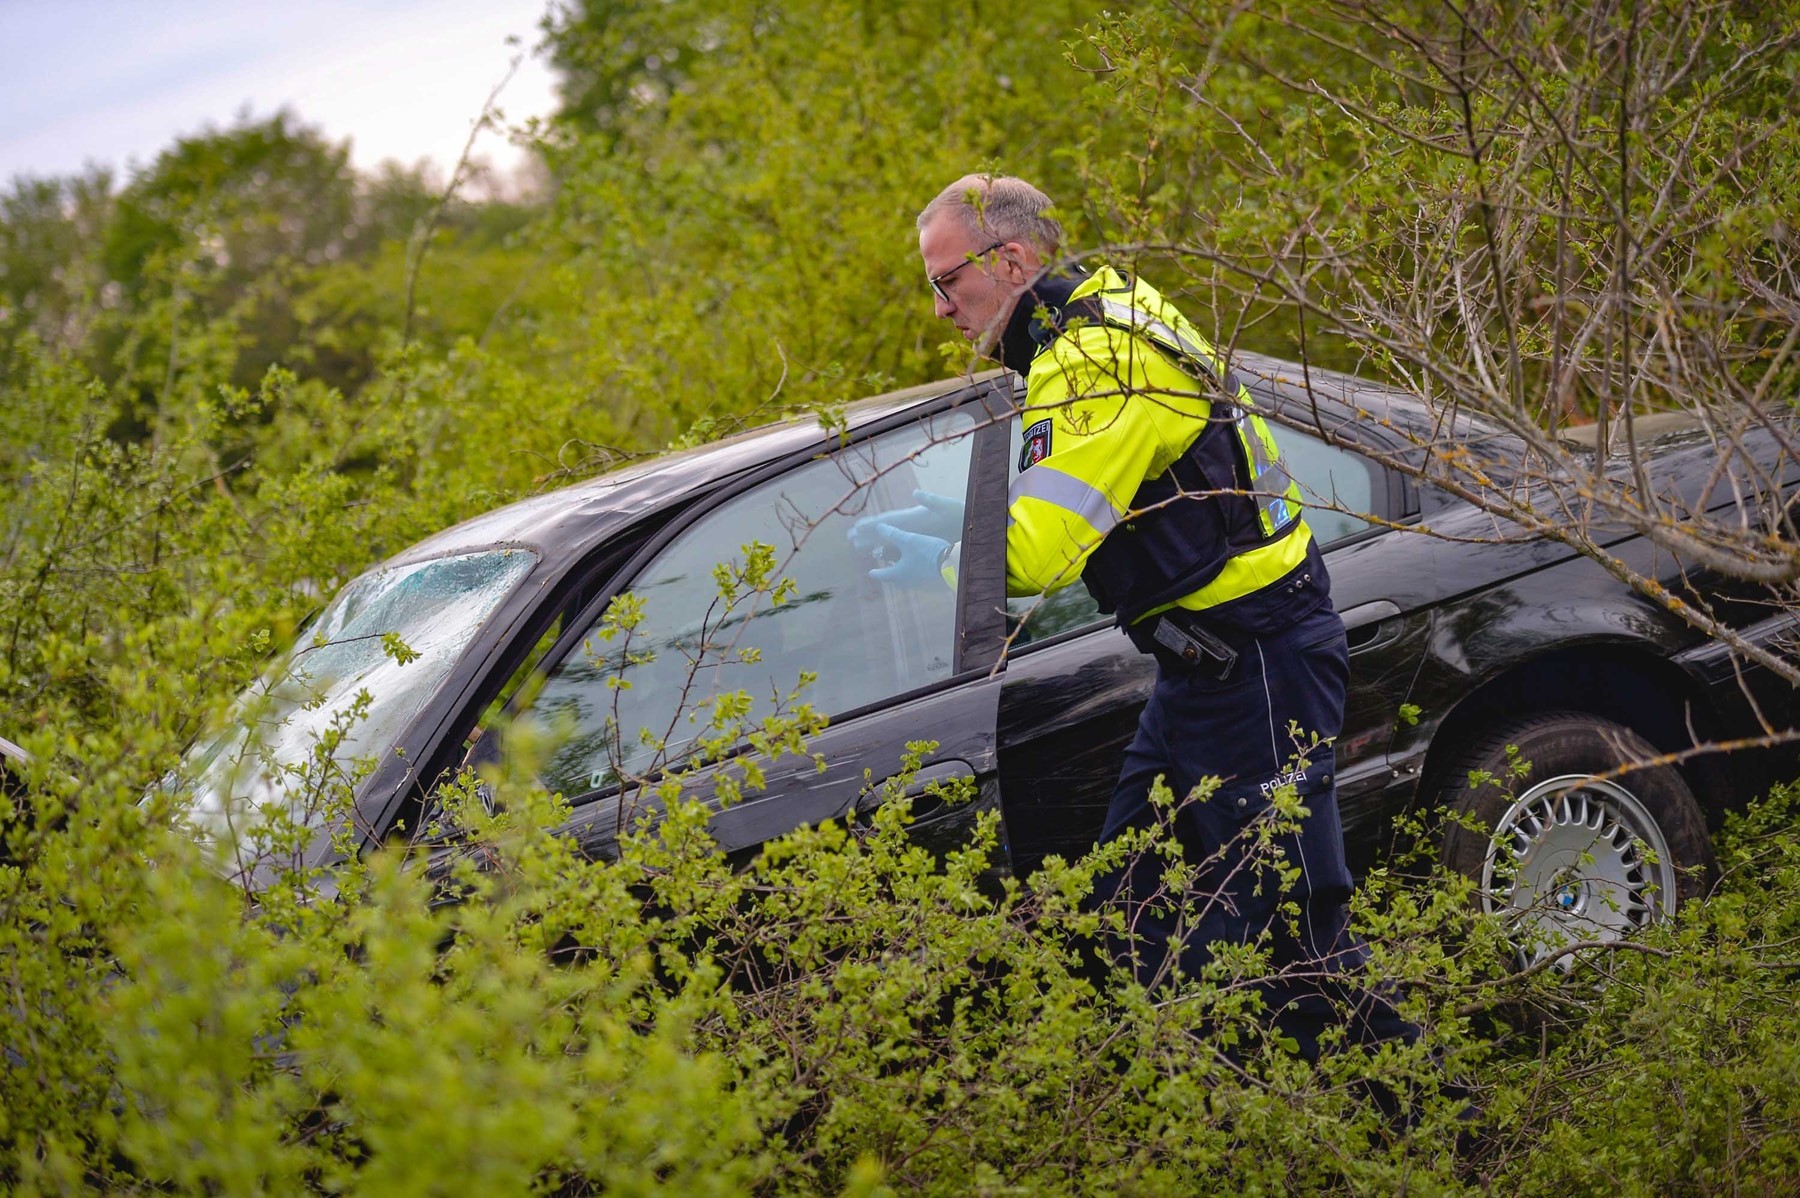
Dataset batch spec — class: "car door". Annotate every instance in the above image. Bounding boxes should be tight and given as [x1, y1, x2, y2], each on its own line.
[506, 384, 1016, 865]
[991, 399, 1428, 878]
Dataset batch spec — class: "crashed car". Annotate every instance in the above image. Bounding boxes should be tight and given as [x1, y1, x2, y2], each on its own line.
[179, 361, 1800, 956]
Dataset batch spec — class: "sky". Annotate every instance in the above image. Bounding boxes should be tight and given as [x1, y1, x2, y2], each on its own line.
[0, 0, 562, 189]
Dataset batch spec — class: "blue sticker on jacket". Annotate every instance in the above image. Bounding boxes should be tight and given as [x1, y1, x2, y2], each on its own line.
[1018, 419, 1053, 472]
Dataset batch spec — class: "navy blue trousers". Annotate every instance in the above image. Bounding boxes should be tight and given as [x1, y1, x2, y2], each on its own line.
[1097, 604, 1415, 1058]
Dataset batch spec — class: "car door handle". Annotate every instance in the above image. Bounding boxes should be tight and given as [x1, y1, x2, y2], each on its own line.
[855, 759, 976, 822]
[1340, 600, 1404, 654]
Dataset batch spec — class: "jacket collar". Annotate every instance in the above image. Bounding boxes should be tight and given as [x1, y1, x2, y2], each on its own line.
[997, 264, 1090, 375]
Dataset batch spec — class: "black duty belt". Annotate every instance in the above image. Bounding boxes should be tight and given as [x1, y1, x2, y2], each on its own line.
[1136, 609, 1239, 680]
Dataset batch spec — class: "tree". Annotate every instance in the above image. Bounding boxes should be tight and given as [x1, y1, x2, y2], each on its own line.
[544, 0, 697, 149]
[0, 168, 116, 359]
[1062, 1, 1800, 695]
[533, 0, 1109, 446]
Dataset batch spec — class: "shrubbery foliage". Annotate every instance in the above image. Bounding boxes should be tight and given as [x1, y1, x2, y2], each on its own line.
[9, 735, 1800, 1193]
[4, 0, 1800, 1192]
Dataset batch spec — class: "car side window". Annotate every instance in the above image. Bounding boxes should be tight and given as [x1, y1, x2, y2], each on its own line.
[528, 410, 977, 797]
[1003, 412, 1384, 644]
[1277, 424, 1379, 545]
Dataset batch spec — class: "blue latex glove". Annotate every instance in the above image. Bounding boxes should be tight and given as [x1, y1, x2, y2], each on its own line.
[848, 489, 965, 547]
[849, 521, 951, 588]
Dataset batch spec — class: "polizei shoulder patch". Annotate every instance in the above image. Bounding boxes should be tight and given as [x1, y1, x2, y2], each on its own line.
[1018, 418, 1053, 472]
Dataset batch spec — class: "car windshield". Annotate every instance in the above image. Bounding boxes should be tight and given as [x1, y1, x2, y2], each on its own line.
[181, 548, 536, 837]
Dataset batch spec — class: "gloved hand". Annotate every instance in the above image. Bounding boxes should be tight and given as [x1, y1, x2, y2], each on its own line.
[848, 489, 965, 546]
[848, 520, 951, 588]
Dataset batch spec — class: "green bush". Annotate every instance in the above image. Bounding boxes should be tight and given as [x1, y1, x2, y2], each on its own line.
[9, 674, 1800, 1197]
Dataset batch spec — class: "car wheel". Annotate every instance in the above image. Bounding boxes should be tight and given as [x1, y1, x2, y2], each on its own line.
[1436, 711, 1713, 968]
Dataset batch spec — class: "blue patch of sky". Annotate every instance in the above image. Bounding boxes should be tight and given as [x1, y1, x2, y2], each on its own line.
[0, 0, 555, 186]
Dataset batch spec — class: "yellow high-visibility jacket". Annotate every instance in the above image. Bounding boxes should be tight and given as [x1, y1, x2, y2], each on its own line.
[1006, 266, 1317, 630]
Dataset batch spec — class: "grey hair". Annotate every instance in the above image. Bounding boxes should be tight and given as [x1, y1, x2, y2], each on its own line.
[916, 174, 1063, 256]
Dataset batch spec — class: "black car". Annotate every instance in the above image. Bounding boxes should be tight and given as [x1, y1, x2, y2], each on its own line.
[181, 361, 1799, 956]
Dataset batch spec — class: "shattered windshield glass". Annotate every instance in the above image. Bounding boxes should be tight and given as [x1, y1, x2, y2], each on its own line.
[181, 548, 536, 839]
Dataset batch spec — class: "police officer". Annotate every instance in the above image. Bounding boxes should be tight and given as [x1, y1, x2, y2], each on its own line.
[869, 174, 1414, 1057]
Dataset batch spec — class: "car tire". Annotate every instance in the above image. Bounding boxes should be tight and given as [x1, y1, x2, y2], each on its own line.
[1435, 711, 1713, 967]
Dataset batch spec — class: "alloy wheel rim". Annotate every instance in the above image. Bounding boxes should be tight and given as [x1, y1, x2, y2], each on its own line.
[1479, 773, 1677, 968]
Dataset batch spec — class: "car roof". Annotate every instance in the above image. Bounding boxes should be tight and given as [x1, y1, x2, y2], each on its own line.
[384, 353, 1503, 572]
[387, 373, 998, 566]
[1232, 352, 1506, 443]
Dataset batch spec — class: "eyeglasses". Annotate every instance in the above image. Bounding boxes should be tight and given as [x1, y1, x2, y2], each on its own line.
[928, 240, 1006, 303]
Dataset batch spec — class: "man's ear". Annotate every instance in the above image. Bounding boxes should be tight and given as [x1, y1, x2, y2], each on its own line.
[1000, 242, 1035, 284]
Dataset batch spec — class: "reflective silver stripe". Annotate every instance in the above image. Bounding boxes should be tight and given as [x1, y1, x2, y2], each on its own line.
[1009, 462, 1120, 534]
[1238, 417, 1297, 532]
[1094, 297, 1259, 414]
[1255, 454, 1297, 531]
[1095, 298, 1232, 389]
